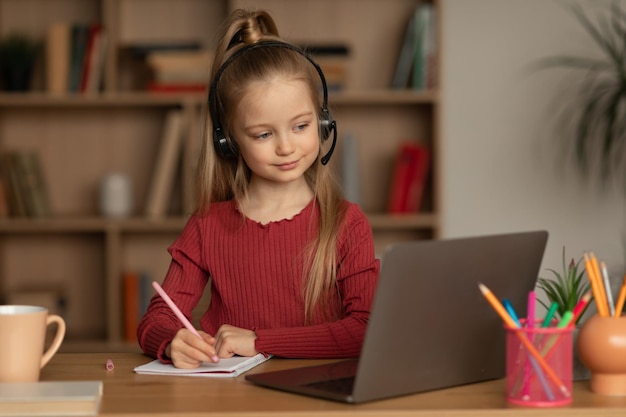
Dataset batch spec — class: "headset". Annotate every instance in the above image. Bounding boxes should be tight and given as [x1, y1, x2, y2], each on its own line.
[208, 40, 337, 165]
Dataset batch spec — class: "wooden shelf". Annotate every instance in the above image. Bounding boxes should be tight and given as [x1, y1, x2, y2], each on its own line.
[0, 217, 188, 233]
[331, 89, 438, 106]
[0, 0, 440, 351]
[0, 89, 436, 108]
[0, 92, 197, 107]
[368, 213, 439, 230]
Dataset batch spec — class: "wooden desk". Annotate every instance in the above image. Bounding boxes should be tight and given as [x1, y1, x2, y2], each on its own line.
[40, 353, 626, 416]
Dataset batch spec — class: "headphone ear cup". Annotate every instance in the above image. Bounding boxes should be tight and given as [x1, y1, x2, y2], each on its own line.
[213, 127, 236, 159]
[319, 108, 333, 141]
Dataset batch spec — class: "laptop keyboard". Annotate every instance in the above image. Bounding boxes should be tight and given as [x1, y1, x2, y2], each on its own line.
[303, 376, 355, 395]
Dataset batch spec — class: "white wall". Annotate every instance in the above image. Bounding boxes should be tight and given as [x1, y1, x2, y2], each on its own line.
[441, 0, 625, 295]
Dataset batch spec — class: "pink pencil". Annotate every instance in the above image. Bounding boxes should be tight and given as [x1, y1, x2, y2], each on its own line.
[152, 281, 201, 337]
[522, 291, 536, 399]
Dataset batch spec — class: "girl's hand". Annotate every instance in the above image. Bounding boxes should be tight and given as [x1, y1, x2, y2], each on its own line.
[214, 324, 259, 358]
[166, 329, 218, 369]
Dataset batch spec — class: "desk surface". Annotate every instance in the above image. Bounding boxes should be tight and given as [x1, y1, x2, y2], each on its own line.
[40, 353, 626, 417]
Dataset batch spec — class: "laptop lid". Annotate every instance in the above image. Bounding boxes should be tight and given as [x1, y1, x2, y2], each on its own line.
[246, 230, 548, 403]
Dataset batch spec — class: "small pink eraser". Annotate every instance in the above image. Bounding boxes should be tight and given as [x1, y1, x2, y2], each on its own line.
[105, 359, 114, 371]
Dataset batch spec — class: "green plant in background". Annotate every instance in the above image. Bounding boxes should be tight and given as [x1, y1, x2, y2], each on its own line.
[537, 0, 626, 192]
[0, 32, 40, 91]
[537, 247, 592, 324]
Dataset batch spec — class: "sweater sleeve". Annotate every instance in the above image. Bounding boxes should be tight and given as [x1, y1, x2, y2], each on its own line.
[254, 204, 379, 358]
[136, 216, 209, 361]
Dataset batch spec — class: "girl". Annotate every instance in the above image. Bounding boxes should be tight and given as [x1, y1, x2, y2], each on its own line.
[137, 9, 379, 369]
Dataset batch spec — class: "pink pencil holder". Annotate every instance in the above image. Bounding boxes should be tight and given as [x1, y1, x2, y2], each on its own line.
[505, 322, 573, 407]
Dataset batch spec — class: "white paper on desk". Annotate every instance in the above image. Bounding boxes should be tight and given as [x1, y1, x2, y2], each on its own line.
[133, 353, 271, 378]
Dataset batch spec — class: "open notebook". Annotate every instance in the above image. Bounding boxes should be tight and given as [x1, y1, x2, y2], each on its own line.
[245, 230, 548, 403]
[134, 353, 270, 378]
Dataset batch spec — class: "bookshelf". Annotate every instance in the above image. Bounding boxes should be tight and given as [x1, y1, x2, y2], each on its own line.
[0, 0, 440, 352]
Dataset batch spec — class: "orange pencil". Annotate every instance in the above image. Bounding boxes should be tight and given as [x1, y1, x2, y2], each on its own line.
[591, 253, 610, 316]
[614, 272, 626, 318]
[584, 253, 608, 317]
[478, 283, 570, 397]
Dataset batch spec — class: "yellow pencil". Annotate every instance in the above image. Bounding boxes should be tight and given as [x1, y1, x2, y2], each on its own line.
[478, 283, 569, 396]
[614, 272, 626, 318]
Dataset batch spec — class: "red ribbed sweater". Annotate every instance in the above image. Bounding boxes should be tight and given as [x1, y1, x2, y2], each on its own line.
[137, 199, 379, 360]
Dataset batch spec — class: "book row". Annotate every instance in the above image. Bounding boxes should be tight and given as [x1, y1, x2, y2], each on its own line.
[391, 3, 438, 90]
[46, 22, 107, 94]
[123, 271, 154, 343]
[0, 151, 51, 218]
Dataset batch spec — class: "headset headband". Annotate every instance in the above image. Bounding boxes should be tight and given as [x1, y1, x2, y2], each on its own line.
[208, 40, 337, 165]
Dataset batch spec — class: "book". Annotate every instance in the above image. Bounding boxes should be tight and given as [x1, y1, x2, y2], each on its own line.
[67, 24, 90, 93]
[341, 133, 361, 205]
[79, 24, 100, 92]
[146, 50, 212, 72]
[391, 9, 418, 89]
[146, 82, 207, 94]
[12, 150, 51, 217]
[46, 22, 71, 94]
[0, 380, 102, 416]
[145, 49, 211, 92]
[134, 354, 271, 378]
[144, 110, 184, 218]
[303, 44, 350, 91]
[129, 42, 203, 57]
[80, 24, 107, 93]
[139, 272, 153, 318]
[85, 29, 107, 93]
[1, 152, 27, 217]
[413, 4, 437, 90]
[0, 156, 9, 218]
[387, 143, 430, 213]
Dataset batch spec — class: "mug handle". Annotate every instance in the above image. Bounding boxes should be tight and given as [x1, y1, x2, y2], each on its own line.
[40, 314, 66, 369]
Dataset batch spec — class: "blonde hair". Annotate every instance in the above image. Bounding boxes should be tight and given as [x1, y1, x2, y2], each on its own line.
[196, 9, 347, 323]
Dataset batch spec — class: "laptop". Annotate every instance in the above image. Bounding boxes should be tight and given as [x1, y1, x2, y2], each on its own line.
[245, 230, 548, 403]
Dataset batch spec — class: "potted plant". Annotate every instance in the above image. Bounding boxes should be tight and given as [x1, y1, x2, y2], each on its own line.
[537, 247, 593, 380]
[0, 32, 40, 91]
[536, 247, 592, 324]
[537, 1, 626, 191]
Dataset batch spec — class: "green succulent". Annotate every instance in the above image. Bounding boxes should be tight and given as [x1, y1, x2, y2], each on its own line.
[536, 247, 592, 324]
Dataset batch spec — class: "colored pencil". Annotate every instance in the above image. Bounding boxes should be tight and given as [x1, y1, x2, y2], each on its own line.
[523, 291, 536, 399]
[505, 296, 553, 401]
[614, 272, 626, 318]
[571, 291, 592, 325]
[152, 281, 220, 363]
[601, 261, 615, 317]
[478, 283, 568, 397]
[540, 311, 573, 357]
[152, 281, 201, 337]
[541, 302, 559, 327]
[584, 253, 608, 317]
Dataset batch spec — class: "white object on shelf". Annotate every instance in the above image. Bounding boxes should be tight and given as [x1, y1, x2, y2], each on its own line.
[99, 172, 133, 218]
